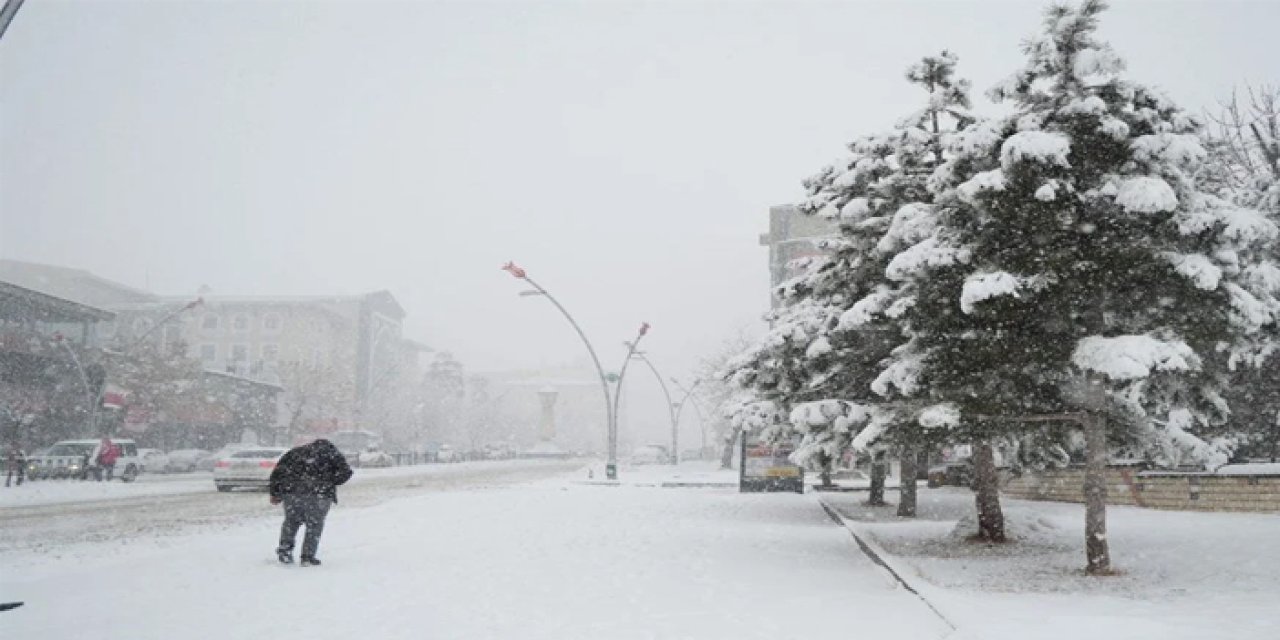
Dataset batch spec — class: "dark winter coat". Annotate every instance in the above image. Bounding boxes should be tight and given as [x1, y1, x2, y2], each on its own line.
[269, 440, 353, 503]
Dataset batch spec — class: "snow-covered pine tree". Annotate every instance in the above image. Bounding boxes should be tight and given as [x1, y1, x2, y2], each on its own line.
[728, 51, 974, 514]
[1206, 85, 1280, 461]
[904, 0, 1279, 572]
[819, 62, 1032, 534]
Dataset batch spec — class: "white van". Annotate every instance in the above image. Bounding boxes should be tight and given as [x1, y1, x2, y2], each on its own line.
[26, 438, 141, 481]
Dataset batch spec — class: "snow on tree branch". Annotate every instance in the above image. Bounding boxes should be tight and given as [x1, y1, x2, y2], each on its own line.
[1072, 335, 1199, 381]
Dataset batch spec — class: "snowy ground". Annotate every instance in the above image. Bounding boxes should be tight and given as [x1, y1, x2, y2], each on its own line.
[1, 461, 951, 640]
[0, 460, 582, 556]
[822, 488, 1280, 640]
[6, 462, 1270, 639]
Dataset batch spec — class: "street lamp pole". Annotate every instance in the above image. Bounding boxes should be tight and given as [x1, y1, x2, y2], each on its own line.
[503, 262, 645, 480]
[124, 298, 204, 354]
[52, 333, 95, 411]
[0, 0, 26, 41]
[671, 378, 704, 457]
[628, 351, 678, 465]
[88, 298, 203, 434]
[610, 324, 651, 465]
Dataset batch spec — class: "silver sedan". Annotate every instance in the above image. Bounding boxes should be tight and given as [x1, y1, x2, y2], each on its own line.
[212, 448, 288, 492]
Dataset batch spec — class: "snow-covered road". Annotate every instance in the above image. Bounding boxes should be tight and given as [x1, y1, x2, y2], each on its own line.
[0, 460, 582, 555]
[1, 468, 951, 639]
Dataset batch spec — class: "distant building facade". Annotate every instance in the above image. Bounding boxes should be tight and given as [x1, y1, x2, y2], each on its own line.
[758, 204, 839, 307]
[0, 260, 426, 443]
[114, 292, 423, 436]
[0, 280, 114, 446]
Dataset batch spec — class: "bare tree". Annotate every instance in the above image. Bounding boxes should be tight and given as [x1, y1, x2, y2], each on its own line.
[693, 330, 757, 468]
[1206, 84, 1280, 202]
[276, 357, 355, 445]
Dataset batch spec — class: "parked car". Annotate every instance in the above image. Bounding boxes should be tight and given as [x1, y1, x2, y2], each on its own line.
[25, 442, 91, 480]
[213, 447, 288, 492]
[630, 444, 670, 465]
[358, 449, 394, 468]
[927, 460, 974, 488]
[483, 443, 516, 460]
[199, 444, 250, 471]
[26, 439, 140, 481]
[165, 449, 212, 472]
[436, 445, 459, 463]
[138, 449, 171, 474]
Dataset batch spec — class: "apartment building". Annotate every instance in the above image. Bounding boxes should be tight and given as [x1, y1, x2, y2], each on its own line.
[0, 260, 426, 436]
[758, 204, 839, 307]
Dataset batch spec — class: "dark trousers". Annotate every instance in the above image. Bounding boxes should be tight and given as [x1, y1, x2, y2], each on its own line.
[278, 495, 332, 558]
[5, 466, 22, 487]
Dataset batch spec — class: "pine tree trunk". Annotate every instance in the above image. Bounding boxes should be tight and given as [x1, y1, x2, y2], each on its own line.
[897, 444, 918, 517]
[1083, 412, 1112, 574]
[867, 451, 888, 506]
[972, 440, 1005, 542]
[1270, 409, 1280, 463]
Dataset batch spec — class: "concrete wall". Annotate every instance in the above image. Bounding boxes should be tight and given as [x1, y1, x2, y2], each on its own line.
[1002, 468, 1280, 513]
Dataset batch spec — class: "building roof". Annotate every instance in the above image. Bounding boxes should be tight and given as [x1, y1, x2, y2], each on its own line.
[200, 368, 284, 392]
[0, 259, 157, 307]
[153, 290, 407, 322]
[0, 280, 116, 323]
[400, 338, 433, 352]
[361, 290, 406, 320]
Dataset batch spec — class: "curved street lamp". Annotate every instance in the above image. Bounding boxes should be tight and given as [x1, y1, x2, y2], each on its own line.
[74, 297, 204, 434]
[503, 261, 648, 480]
[610, 323, 650, 471]
[626, 350, 678, 465]
[671, 378, 705, 458]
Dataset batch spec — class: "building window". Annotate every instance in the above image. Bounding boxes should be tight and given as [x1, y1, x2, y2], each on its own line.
[132, 317, 150, 335]
[200, 344, 217, 362]
[262, 314, 282, 332]
[231, 344, 249, 362]
[261, 344, 279, 362]
[202, 314, 219, 331]
[232, 314, 250, 332]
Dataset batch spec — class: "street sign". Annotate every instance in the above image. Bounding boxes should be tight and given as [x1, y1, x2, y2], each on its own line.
[739, 435, 804, 494]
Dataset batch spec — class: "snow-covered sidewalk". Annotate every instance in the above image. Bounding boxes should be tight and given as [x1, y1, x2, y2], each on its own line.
[575, 459, 741, 487]
[821, 488, 1280, 640]
[1, 468, 950, 640]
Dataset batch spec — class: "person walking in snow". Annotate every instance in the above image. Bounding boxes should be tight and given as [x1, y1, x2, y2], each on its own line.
[269, 439, 352, 566]
[94, 436, 119, 481]
[4, 443, 24, 487]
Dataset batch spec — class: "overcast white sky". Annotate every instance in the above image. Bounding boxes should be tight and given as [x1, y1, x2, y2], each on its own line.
[3, 0, 1278, 389]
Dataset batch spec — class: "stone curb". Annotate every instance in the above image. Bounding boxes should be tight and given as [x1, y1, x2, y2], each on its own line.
[815, 495, 959, 637]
